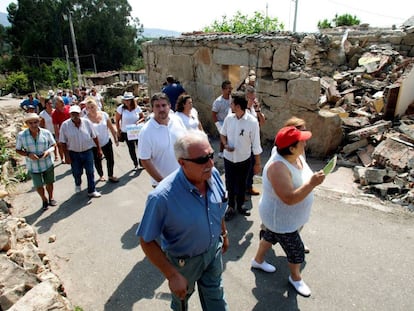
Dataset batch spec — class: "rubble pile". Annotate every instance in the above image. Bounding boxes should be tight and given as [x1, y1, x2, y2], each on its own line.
[292, 30, 414, 210]
[0, 195, 72, 310]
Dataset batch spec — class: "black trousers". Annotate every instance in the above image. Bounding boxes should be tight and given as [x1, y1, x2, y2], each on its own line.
[224, 157, 250, 209]
[92, 139, 115, 177]
[121, 132, 138, 167]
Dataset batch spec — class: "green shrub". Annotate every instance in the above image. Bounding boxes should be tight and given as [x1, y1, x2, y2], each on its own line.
[204, 11, 284, 34]
[5, 71, 30, 95]
[317, 13, 360, 29]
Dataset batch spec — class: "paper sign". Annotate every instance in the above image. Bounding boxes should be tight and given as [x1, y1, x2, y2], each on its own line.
[126, 124, 143, 140]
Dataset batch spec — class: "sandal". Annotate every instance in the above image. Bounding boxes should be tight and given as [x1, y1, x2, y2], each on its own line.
[99, 176, 106, 182]
[108, 176, 119, 183]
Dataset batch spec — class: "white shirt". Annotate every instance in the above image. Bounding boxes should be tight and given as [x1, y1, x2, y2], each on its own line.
[59, 118, 97, 152]
[87, 112, 111, 146]
[221, 112, 262, 163]
[175, 108, 200, 130]
[39, 110, 55, 134]
[116, 105, 142, 132]
[259, 152, 314, 233]
[212, 95, 231, 123]
[138, 115, 186, 186]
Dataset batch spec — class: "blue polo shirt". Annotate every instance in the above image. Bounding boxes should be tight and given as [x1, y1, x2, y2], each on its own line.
[137, 167, 227, 257]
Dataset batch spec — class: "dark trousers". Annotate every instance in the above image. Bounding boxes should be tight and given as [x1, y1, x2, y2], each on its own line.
[224, 157, 250, 209]
[69, 149, 95, 193]
[92, 139, 115, 177]
[246, 152, 255, 190]
[121, 132, 138, 167]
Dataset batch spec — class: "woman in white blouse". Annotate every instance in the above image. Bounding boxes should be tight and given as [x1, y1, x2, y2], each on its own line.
[85, 97, 119, 183]
[115, 92, 145, 170]
[175, 94, 204, 131]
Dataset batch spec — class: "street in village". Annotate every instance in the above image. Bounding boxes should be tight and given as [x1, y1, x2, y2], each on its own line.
[8, 127, 414, 311]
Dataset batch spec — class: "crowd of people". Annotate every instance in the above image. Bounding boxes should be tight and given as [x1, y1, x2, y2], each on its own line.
[16, 73, 326, 310]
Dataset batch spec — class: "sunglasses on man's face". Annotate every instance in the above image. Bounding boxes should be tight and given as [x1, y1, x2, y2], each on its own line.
[182, 152, 214, 164]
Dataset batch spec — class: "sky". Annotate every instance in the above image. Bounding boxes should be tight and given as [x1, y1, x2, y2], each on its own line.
[1, 0, 412, 32]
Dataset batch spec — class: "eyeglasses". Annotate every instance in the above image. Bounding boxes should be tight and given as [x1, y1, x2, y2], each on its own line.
[182, 152, 214, 164]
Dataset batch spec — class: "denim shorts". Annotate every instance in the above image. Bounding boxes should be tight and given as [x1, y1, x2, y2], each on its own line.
[262, 229, 305, 264]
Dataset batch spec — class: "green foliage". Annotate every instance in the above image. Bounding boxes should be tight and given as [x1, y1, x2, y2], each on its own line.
[5, 0, 142, 72]
[0, 134, 27, 191]
[5, 71, 30, 94]
[317, 13, 360, 29]
[317, 19, 332, 29]
[334, 14, 360, 27]
[204, 11, 284, 34]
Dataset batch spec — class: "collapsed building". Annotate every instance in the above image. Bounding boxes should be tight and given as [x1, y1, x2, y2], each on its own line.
[141, 21, 414, 208]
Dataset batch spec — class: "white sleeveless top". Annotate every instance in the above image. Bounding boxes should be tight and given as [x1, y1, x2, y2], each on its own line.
[259, 152, 314, 233]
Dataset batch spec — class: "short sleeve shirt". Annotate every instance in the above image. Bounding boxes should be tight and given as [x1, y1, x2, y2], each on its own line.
[16, 128, 55, 173]
[136, 168, 227, 257]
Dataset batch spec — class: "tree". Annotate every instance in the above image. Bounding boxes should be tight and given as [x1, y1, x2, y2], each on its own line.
[204, 11, 284, 34]
[6, 0, 142, 72]
[317, 13, 360, 29]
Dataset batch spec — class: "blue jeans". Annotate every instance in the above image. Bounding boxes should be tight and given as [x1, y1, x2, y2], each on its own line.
[69, 149, 96, 194]
[166, 239, 228, 311]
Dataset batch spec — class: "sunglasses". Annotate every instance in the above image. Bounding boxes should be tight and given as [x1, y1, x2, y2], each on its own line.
[182, 152, 214, 164]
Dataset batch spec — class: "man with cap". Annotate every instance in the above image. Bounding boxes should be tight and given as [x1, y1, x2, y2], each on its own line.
[251, 126, 325, 297]
[16, 113, 57, 211]
[20, 93, 40, 113]
[59, 105, 102, 198]
[162, 75, 185, 111]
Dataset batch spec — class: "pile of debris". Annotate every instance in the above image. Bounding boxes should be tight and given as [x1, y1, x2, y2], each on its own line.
[299, 31, 414, 210]
[0, 194, 72, 310]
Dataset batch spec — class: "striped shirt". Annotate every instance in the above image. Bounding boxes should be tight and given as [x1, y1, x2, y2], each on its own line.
[16, 128, 55, 173]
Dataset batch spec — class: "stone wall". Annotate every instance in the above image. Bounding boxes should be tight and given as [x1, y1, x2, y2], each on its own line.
[142, 29, 414, 158]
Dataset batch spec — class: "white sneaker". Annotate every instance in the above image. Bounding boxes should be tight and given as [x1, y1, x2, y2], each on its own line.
[88, 191, 102, 198]
[251, 259, 276, 273]
[288, 275, 311, 297]
[75, 186, 81, 193]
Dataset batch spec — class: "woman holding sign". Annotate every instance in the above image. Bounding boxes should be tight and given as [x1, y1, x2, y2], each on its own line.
[86, 97, 119, 183]
[115, 92, 145, 171]
[251, 126, 325, 297]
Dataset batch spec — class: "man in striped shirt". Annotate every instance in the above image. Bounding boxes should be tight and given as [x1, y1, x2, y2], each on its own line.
[16, 113, 57, 211]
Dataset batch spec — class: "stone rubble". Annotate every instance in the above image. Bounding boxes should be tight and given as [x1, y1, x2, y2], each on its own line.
[0, 198, 72, 310]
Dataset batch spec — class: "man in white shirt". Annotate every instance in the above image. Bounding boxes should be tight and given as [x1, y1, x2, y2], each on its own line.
[212, 80, 232, 157]
[59, 105, 102, 198]
[220, 91, 262, 220]
[138, 92, 186, 187]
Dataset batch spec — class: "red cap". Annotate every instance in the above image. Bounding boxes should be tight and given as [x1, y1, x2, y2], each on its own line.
[275, 126, 312, 149]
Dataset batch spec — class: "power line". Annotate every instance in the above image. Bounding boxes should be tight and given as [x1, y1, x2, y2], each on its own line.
[327, 0, 405, 22]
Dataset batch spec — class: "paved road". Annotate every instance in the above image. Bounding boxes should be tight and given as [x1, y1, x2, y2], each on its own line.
[10, 139, 414, 311]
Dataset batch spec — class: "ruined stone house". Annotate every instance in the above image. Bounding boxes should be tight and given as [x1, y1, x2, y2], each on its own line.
[141, 27, 414, 158]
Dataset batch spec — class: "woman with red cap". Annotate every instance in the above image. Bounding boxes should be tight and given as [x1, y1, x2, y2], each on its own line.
[251, 126, 325, 297]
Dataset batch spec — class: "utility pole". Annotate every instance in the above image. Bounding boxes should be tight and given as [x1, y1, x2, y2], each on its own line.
[293, 0, 299, 32]
[65, 10, 82, 87]
[64, 45, 74, 90]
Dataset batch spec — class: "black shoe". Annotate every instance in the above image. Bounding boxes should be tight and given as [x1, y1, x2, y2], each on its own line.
[225, 207, 235, 221]
[237, 207, 251, 216]
[42, 200, 49, 211]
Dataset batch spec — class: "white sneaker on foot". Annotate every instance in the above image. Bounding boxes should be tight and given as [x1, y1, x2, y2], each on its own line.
[75, 186, 81, 193]
[288, 275, 311, 297]
[88, 191, 102, 198]
[251, 259, 276, 273]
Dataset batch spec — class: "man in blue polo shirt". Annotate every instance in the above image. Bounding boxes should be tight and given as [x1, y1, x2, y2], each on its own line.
[20, 93, 40, 113]
[162, 75, 185, 111]
[137, 130, 229, 311]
